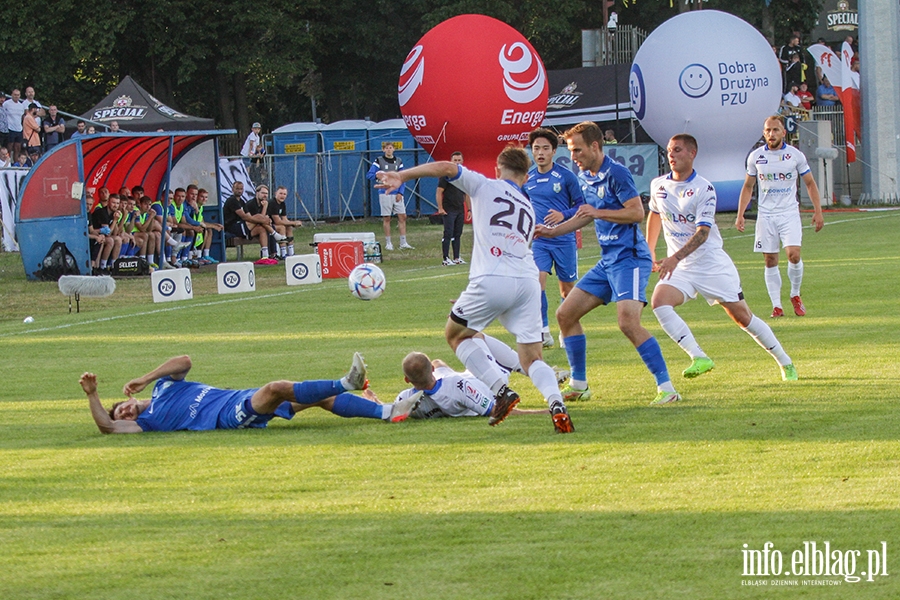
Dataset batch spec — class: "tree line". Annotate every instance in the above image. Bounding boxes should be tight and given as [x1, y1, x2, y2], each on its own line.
[0, 0, 820, 136]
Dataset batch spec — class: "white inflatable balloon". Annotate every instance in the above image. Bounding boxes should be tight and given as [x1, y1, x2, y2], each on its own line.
[630, 10, 782, 209]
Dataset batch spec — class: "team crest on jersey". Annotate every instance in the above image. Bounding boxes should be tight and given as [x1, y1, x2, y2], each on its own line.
[685, 188, 694, 198]
[784, 153, 791, 160]
[553, 182, 561, 193]
[491, 246, 502, 257]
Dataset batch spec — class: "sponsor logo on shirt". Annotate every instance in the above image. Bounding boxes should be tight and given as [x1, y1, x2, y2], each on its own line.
[661, 212, 697, 224]
[491, 246, 502, 257]
[759, 172, 794, 181]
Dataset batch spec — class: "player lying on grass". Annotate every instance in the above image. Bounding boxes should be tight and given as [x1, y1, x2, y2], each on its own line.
[394, 333, 556, 420]
[79, 353, 422, 434]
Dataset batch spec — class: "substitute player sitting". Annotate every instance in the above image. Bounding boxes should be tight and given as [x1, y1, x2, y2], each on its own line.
[736, 115, 824, 317]
[647, 134, 798, 381]
[79, 353, 422, 434]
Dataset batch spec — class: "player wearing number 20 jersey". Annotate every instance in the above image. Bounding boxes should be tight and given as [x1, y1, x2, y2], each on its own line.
[446, 165, 538, 282]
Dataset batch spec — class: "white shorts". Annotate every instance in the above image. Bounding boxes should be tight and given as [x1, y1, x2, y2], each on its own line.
[451, 276, 542, 344]
[754, 211, 802, 253]
[379, 193, 406, 217]
[655, 252, 743, 306]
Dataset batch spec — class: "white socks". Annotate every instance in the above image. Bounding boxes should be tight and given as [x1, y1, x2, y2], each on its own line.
[742, 316, 791, 366]
[653, 305, 705, 359]
[527, 360, 563, 406]
[456, 338, 506, 394]
[787, 260, 803, 297]
[765, 266, 782, 308]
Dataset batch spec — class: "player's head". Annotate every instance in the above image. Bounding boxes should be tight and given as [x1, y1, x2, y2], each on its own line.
[763, 115, 786, 149]
[256, 184, 269, 200]
[383, 142, 395, 158]
[496, 145, 530, 182]
[173, 187, 186, 204]
[564, 121, 604, 173]
[402, 352, 435, 389]
[232, 181, 244, 196]
[132, 185, 144, 198]
[275, 186, 288, 202]
[186, 184, 198, 202]
[529, 127, 558, 170]
[197, 188, 208, 204]
[110, 398, 142, 421]
[450, 151, 464, 165]
[667, 134, 697, 175]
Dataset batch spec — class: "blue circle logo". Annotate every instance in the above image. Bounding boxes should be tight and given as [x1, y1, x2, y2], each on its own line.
[629, 64, 646, 120]
[158, 278, 175, 297]
[679, 64, 713, 98]
[223, 271, 241, 289]
[292, 263, 309, 280]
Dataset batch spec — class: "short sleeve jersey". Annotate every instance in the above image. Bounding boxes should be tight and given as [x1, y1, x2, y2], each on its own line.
[266, 200, 287, 219]
[395, 367, 494, 419]
[525, 163, 585, 247]
[90, 205, 112, 230]
[136, 377, 268, 431]
[745, 142, 810, 215]
[438, 177, 466, 213]
[243, 198, 265, 216]
[222, 195, 246, 228]
[578, 155, 651, 266]
[448, 166, 538, 280]
[648, 171, 724, 270]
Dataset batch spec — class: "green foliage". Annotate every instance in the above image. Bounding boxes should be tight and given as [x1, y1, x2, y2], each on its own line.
[0, 211, 899, 597]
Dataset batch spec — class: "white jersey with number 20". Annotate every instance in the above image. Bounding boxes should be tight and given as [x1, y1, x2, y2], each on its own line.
[449, 166, 538, 281]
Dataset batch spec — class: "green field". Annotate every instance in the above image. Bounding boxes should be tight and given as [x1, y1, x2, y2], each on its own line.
[1, 211, 898, 599]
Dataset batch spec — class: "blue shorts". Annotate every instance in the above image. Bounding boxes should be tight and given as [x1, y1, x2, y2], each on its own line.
[575, 257, 650, 305]
[216, 391, 275, 429]
[532, 241, 578, 282]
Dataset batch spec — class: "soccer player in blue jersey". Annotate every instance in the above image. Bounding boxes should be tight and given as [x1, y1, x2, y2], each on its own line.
[79, 354, 422, 434]
[525, 128, 585, 349]
[535, 121, 681, 405]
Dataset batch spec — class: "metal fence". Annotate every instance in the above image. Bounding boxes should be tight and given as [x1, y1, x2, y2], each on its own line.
[582, 25, 648, 67]
[226, 148, 441, 222]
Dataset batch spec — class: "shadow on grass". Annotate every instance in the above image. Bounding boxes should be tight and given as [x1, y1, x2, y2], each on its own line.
[1, 511, 896, 600]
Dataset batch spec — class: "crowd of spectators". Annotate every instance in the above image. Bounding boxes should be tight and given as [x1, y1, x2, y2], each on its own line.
[777, 34, 856, 116]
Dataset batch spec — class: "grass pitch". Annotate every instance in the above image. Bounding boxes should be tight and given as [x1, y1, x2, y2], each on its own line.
[1, 211, 899, 599]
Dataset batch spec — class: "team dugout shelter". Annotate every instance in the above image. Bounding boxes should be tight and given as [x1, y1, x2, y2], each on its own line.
[16, 131, 234, 280]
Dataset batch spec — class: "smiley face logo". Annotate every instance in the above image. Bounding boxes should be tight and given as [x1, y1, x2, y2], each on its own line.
[679, 64, 712, 98]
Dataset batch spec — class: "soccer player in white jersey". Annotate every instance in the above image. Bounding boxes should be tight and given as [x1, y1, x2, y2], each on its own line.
[377, 147, 573, 433]
[394, 334, 552, 420]
[647, 134, 798, 381]
[736, 115, 824, 318]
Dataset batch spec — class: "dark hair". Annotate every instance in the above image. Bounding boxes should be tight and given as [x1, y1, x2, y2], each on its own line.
[450, 151, 463, 158]
[528, 127, 559, 151]
[132, 185, 144, 195]
[564, 121, 603, 148]
[109, 401, 123, 420]
[186, 184, 198, 192]
[174, 187, 186, 194]
[670, 133, 698, 153]
[497, 146, 530, 177]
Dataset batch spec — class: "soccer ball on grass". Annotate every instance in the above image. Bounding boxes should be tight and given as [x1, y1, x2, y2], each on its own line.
[348, 263, 386, 300]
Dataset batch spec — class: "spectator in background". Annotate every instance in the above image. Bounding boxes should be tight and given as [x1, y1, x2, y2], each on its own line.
[27, 147, 41, 166]
[89, 192, 119, 274]
[366, 142, 412, 251]
[796, 82, 814, 111]
[241, 122, 265, 184]
[816, 76, 840, 107]
[187, 188, 223, 265]
[14, 152, 33, 168]
[22, 104, 42, 157]
[110, 121, 121, 133]
[779, 35, 802, 74]
[222, 181, 284, 265]
[42, 105, 66, 150]
[0, 147, 11, 168]
[23, 87, 44, 116]
[0, 95, 8, 149]
[783, 85, 802, 109]
[5, 89, 27, 156]
[783, 53, 804, 93]
[70, 120, 87, 139]
[133, 195, 162, 268]
[86, 125, 96, 135]
[603, 129, 618, 145]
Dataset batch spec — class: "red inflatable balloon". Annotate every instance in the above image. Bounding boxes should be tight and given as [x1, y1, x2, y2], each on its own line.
[398, 14, 549, 175]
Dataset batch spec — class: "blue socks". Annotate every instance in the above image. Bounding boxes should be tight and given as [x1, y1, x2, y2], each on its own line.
[330, 393, 383, 419]
[292, 380, 343, 404]
[541, 291, 549, 328]
[636, 337, 671, 386]
[563, 334, 587, 381]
